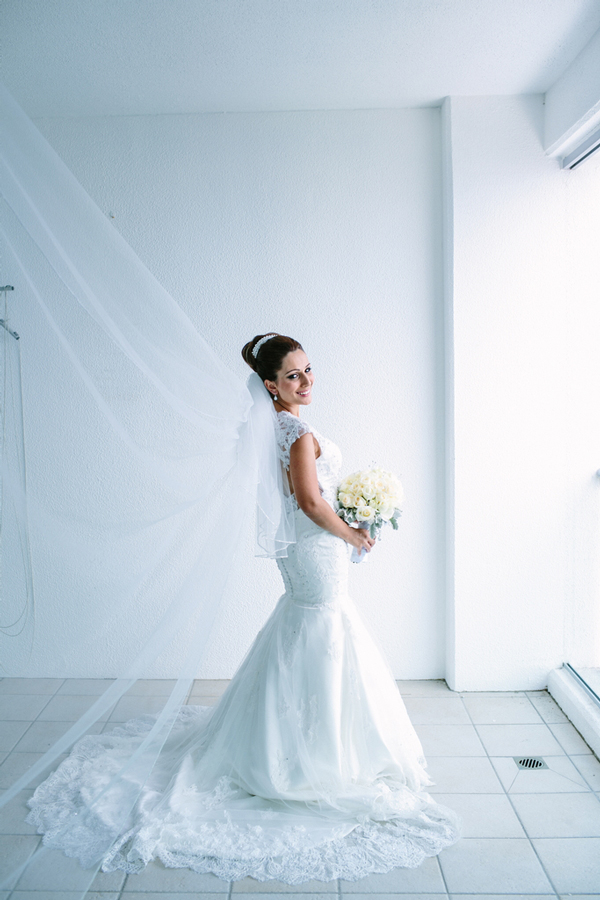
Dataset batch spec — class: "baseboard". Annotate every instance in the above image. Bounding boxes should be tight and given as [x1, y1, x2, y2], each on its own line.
[548, 667, 600, 759]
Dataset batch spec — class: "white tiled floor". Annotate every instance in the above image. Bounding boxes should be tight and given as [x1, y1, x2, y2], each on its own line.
[1, 678, 599, 899]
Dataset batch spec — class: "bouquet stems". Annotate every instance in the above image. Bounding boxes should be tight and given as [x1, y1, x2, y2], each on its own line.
[350, 523, 372, 564]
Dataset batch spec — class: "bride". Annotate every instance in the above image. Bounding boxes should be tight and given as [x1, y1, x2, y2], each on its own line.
[26, 331, 460, 884]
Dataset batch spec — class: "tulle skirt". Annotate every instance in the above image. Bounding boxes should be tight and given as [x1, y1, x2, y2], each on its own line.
[27, 511, 460, 883]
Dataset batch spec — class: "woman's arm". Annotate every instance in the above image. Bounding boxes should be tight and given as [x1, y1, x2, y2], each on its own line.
[289, 433, 375, 555]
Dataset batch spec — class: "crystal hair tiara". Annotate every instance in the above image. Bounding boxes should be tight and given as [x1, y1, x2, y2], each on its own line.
[252, 334, 277, 358]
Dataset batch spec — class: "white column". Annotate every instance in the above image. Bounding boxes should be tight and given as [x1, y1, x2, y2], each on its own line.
[443, 95, 569, 690]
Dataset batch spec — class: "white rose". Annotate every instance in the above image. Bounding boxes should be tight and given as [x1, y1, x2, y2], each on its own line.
[356, 506, 375, 523]
[361, 478, 376, 500]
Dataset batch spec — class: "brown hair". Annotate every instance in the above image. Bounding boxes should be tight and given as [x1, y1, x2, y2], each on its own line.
[241, 333, 303, 383]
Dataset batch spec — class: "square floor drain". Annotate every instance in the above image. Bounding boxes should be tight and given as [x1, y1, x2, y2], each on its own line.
[513, 756, 548, 770]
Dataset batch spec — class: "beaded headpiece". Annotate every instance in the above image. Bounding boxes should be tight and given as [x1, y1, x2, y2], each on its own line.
[252, 334, 277, 358]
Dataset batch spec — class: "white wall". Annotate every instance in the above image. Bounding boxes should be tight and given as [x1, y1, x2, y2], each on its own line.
[4, 108, 446, 678]
[444, 95, 600, 690]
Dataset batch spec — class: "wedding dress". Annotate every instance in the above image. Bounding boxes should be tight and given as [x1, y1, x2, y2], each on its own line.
[26, 409, 460, 884]
[0, 82, 459, 889]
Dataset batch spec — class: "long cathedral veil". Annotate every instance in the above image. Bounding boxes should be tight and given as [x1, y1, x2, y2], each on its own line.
[0, 82, 295, 894]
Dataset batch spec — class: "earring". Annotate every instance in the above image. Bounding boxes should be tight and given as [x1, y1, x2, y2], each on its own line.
[272, 394, 278, 401]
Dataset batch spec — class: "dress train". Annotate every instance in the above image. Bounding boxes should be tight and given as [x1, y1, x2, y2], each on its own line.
[26, 413, 460, 883]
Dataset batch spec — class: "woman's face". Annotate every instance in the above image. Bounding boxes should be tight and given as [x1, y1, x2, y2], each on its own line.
[266, 349, 314, 408]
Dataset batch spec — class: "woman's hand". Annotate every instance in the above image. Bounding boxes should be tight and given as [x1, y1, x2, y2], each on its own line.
[346, 525, 375, 554]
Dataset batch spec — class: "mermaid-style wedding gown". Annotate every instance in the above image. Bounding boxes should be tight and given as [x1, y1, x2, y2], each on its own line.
[27, 411, 460, 883]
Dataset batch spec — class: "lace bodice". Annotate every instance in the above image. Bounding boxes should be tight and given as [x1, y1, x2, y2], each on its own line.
[275, 411, 342, 508]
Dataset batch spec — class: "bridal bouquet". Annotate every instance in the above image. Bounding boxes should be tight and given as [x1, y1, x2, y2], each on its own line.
[336, 467, 404, 563]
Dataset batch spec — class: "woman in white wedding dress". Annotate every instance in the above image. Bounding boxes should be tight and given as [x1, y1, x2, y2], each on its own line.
[27, 333, 460, 884]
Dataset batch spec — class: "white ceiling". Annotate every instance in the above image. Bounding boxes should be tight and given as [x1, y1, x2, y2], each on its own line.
[3, 0, 600, 117]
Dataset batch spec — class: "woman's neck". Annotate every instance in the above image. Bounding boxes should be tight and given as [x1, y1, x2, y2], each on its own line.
[274, 401, 300, 418]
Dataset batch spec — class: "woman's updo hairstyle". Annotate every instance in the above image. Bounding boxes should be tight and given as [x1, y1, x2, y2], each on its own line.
[241, 333, 303, 383]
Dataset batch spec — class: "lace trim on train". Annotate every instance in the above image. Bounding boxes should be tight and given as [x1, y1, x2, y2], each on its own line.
[104, 811, 460, 883]
[26, 708, 461, 885]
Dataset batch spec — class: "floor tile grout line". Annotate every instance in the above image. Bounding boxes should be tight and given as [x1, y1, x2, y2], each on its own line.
[117, 871, 129, 899]
[549, 720, 595, 758]
[569, 753, 600, 793]
[424, 788, 593, 797]
[434, 852, 451, 899]
[462, 690, 545, 728]
[31, 687, 68, 724]
[1, 684, 67, 753]
[504, 764, 521, 794]
[525, 694, 570, 727]
[3, 718, 37, 756]
[458, 692, 562, 900]
[470, 709, 569, 762]
[3, 833, 43, 900]
[522, 690, 557, 727]
[547, 764, 597, 792]
[0, 677, 65, 695]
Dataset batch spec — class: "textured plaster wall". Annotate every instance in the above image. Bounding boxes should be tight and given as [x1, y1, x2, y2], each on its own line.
[6, 108, 445, 678]
[444, 95, 600, 690]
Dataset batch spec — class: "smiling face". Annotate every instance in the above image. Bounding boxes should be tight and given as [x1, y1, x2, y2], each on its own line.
[265, 349, 314, 411]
